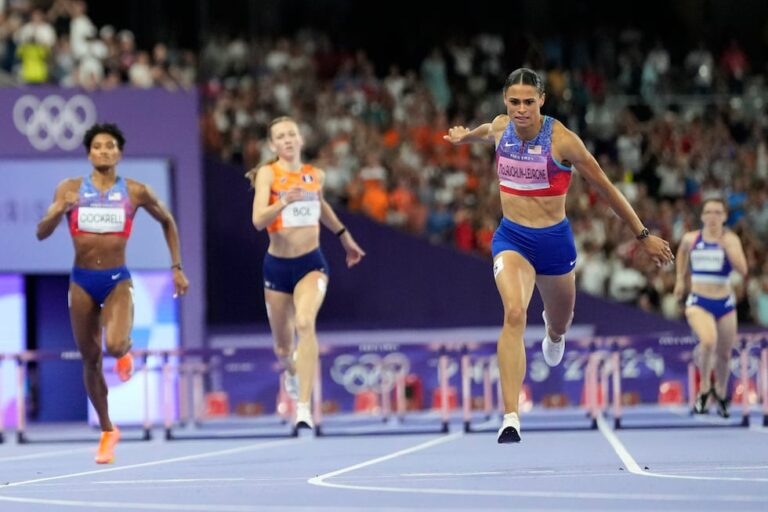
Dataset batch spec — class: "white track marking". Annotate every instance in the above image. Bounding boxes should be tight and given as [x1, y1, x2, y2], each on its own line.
[0, 438, 302, 489]
[0, 448, 92, 462]
[596, 414, 768, 482]
[309, 431, 766, 502]
[309, 433, 462, 485]
[94, 478, 247, 485]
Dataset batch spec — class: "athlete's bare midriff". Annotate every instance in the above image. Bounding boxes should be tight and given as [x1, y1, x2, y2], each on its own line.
[500, 193, 567, 227]
[72, 234, 129, 269]
[690, 282, 732, 300]
[267, 225, 321, 258]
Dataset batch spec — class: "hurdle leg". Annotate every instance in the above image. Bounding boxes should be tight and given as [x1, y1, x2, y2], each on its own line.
[612, 351, 622, 429]
[141, 353, 152, 440]
[162, 353, 174, 440]
[312, 358, 322, 436]
[761, 345, 767, 427]
[0, 357, 5, 444]
[739, 341, 750, 427]
[461, 353, 471, 432]
[16, 356, 27, 444]
[439, 352, 450, 433]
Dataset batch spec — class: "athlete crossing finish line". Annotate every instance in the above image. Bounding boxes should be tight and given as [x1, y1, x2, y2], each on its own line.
[444, 68, 674, 444]
[36, 123, 189, 463]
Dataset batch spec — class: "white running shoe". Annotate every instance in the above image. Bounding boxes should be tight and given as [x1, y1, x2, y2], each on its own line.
[295, 402, 314, 430]
[283, 371, 299, 401]
[497, 412, 521, 443]
[541, 311, 565, 367]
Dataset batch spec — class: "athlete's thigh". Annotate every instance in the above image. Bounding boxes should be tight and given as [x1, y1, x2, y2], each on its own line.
[493, 250, 537, 311]
[685, 306, 718, 344]
[535, 270, 576, 321]
[101, 280, 135, 343]
[293, 271, 329, 318]
[68, 281, 102, 356]
[265, 288, 296, 348]
[715, 311, 738, 351]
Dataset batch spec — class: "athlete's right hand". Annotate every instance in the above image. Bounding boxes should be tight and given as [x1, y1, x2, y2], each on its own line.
[672, 281, 685, 301]
[281, 186, 304, 205]
[443, 126, 470, 145]
[60, 190, 79, 212]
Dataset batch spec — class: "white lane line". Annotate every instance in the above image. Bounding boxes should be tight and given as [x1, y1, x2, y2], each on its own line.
[0, 437, 302, 489]
[596, 414, 768, 482]
[401, 471, 505, 477]
[0, 447, 92, 462]
[308, 432, 463, 486]
[94, 478, 247, 485]
[308, 428, 767, 502]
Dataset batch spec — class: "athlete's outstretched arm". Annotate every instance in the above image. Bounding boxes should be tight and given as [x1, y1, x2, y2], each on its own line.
[36, 178, 79, 240]
[133, 181, 189, 297]
[723, 231, 748, 277]
[317, 169, 365, 267]
[557, 124, 674, 267]
[673, 232, 694, 300]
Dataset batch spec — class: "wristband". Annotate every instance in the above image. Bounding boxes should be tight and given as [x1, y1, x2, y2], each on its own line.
[171, 263, 183, 271]
[636, 228, 650, 241]
[335, 227, 347, 237]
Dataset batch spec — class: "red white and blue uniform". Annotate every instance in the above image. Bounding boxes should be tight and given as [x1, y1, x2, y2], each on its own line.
[491, 116, 577, 275]
[67, 175, 133, 304]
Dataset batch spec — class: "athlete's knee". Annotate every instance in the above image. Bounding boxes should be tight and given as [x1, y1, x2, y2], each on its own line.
[274, 344, 293, 360]
[81, 353, 103, 373]
[502, 305, 526, 329]
[104, 336, 131, 358]
[697, 336, 717, 352]
[548, 312, 573, 336]
[294, 313, 316, 336]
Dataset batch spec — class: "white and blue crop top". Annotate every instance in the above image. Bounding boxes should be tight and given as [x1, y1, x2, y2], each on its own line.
[689, 232, 732, 284]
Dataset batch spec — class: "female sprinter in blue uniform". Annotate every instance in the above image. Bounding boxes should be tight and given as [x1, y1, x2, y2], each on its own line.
[37, 123, 189, 463]
[444, 68, 674, 443]
[674, 198, 748, 417]
[247, 116, 365, 430]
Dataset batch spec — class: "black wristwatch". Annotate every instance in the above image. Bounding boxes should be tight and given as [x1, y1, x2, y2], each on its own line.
[636, 228, 650, 241]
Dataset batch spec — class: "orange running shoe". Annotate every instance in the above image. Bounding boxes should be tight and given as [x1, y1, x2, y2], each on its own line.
[94, 427, 121, 464]
[115, 353, 134, 382]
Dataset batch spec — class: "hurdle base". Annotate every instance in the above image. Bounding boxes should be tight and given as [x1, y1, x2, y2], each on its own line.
[740, 415, 750, 427]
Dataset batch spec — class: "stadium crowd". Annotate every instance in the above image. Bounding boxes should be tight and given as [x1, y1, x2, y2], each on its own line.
[2, 1, 767, 326]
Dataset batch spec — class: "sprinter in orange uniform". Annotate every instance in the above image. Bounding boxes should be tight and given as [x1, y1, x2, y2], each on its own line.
[246, 116, 365, 430]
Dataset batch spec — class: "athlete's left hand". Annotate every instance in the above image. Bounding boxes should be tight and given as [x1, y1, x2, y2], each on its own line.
[639, 235, 674, 267]
[340, 233, 366, 268]
[172, 269, 190, 298]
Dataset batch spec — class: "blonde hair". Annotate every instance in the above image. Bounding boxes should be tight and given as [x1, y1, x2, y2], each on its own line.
[244, 116, 298, 186]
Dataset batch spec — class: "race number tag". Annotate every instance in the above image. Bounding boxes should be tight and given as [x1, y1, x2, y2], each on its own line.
[690, 248, 725, 272]
[281, 200, 321, 227]
[497, 155, 550, 191]
[77, 206, 126, 233]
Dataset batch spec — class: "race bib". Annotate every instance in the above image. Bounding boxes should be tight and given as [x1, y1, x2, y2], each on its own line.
[77, 206, 126, 233]
[281, 200, 320, 227]
[690, 248, 725, 272]
[497, 155, 550, 190]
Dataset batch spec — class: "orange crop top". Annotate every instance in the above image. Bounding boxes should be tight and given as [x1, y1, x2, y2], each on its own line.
[267, 163, 323, 233]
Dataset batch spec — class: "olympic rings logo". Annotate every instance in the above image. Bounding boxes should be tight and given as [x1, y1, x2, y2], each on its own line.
[13, 94, 97, 151]
[329, 352, 411, 394]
